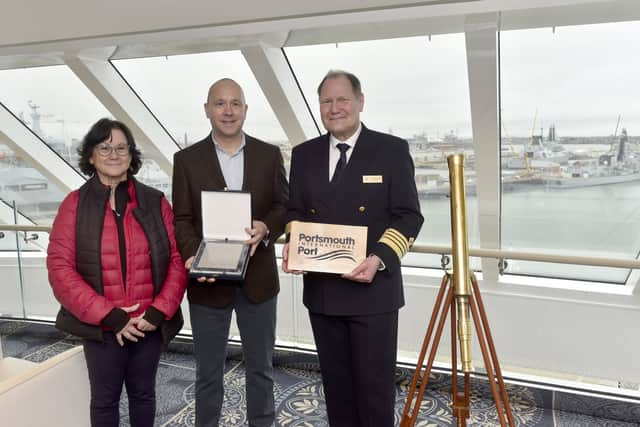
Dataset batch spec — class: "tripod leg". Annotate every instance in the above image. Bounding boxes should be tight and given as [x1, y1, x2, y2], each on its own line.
[405, 283, 455, 426]
[469, 294, 508, 426]
[401, 274, 451, 426]
[470, 277, 516, 425]
[454, 372, 470, 427]
[451, 291, 457, 415]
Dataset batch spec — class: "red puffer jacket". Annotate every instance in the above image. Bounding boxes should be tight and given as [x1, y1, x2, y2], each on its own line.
[47, 179, 186, 326]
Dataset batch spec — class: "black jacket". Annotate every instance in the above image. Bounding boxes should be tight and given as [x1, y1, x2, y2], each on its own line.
[287, 125, 424, 315]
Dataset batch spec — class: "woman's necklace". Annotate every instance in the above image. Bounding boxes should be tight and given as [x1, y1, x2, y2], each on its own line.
[110, 186, 121, 217]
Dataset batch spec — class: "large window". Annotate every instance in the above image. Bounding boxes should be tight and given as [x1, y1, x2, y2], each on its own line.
[286, 34, 474, 266]
[0, 140, 66, 227]
[0, 65, 110, 172]
[0, 64, 172, 198]
[500, 21, 640, 283]
[112, 51, 288, 147]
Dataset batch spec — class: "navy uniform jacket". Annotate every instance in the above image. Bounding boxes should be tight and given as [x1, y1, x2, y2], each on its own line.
[287, 125, 424, 316]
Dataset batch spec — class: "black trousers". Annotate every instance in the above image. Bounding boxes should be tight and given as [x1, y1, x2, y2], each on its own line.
[83, 331, 162, 427]
[309, 310, 399, 427]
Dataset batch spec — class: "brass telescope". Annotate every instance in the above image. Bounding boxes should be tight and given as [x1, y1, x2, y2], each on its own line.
[448, 154, 473, 374]
[400, 153, 514, 427]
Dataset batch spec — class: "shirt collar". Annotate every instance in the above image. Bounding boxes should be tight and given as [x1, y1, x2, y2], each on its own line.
[211, 133, 246, 157]
[329, 122, 362, 151]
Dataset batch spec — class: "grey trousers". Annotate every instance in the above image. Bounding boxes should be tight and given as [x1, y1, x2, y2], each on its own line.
[189, 289, 276, 427]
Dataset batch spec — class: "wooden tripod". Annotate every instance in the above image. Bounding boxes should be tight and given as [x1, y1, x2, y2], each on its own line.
[400, 272, 515, 426]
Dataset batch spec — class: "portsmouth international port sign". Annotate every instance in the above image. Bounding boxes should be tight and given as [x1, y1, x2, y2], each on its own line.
[288, 221, 367, 274]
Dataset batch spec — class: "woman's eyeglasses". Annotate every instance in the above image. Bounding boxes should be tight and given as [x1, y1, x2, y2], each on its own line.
[95, 144, 130, 157]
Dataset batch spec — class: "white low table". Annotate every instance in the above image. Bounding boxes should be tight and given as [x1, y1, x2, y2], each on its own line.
[0, 346, 90, 426]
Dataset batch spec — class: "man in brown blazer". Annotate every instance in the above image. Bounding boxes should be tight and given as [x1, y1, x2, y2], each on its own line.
[172, 78, 288, 427]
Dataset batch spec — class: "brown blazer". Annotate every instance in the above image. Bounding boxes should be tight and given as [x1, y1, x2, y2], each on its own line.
[172, 134, 288, 307]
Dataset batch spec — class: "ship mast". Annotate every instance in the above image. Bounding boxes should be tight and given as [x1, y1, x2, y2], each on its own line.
[27, 100, 43, 137]
[524, 109, 538, 174]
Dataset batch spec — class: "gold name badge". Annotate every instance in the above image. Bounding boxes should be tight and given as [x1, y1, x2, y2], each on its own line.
[362, 175, 383, 184]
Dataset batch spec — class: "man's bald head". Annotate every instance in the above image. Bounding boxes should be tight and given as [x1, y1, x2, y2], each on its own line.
[207, 78, 246, 105]
[204, 78, 248, 143]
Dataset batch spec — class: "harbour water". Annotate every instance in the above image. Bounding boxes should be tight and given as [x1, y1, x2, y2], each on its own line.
[2, 125, 639, 284]
[415, 180, 640, 283]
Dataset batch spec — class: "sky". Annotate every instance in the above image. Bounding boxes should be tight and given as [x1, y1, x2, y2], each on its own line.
[0, 20, 638, 146]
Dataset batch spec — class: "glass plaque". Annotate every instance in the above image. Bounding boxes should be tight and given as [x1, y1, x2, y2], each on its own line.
[190, 191, 251, 280]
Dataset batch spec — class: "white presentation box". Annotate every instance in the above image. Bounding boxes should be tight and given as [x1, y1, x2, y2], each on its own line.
[190, 190, 251, 280]
[288, 221, 368, 274]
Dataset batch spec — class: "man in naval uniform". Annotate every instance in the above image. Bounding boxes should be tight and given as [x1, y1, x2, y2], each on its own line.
[283, 70, 423, 427]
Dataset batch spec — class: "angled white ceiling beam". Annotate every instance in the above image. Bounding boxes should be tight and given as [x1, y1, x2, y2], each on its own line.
[465, 13, 500, 282]
[241, 42, 320, 146]
[64, 49, 179, 174]
[0, 104, 84, 194]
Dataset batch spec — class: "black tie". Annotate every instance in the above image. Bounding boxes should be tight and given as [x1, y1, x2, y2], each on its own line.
[331, 143, 350, 183]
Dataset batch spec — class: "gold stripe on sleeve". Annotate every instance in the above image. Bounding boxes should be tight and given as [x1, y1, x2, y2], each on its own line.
[378, 228, 411, 259]
[384, 232, 407, 257]
[386, 228, 409, 254]
[379, 235, 404, 259]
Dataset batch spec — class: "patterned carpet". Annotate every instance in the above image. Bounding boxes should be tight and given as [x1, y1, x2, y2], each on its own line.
[1, 320, 638, 426]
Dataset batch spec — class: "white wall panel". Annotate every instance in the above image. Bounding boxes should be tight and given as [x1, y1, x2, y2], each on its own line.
[1, 256, 639, 385]
[401, 272, 640, 385]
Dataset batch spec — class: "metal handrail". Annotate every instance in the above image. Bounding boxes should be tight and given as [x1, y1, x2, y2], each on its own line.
[411, 244, 640, 270]
[1, 224, 639, 270]
[0, 224, 51, 232]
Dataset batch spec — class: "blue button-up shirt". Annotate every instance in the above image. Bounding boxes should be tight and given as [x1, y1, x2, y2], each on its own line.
[212, 134, 245, 191]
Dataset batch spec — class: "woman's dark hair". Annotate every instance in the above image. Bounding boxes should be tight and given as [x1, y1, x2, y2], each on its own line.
[77, 118, 143, 176]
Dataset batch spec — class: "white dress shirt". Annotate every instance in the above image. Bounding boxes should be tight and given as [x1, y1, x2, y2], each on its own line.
[328, 123, 362, 180]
